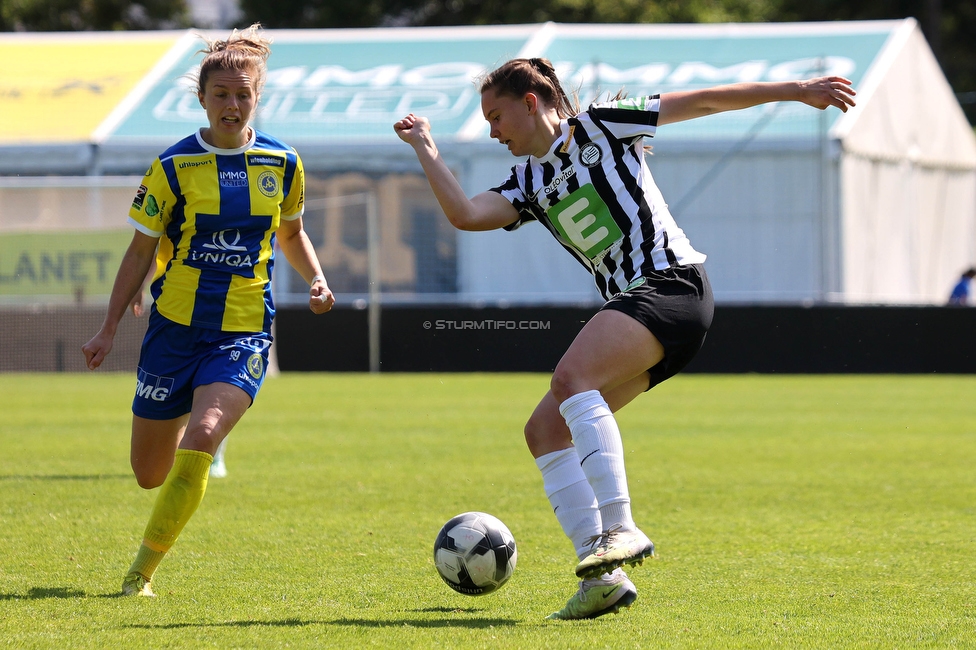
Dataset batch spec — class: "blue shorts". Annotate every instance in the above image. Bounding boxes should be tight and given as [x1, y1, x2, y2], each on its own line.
[132, 310, 272, 420]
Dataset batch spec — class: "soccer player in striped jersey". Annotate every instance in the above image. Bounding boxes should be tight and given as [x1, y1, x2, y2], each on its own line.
[395, 57, 855, 619]
[83, 25, 335, 597]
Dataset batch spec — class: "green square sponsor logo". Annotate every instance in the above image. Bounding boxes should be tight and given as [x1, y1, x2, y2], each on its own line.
[547, 184, 623, 260]
[613, 97, 651, 111]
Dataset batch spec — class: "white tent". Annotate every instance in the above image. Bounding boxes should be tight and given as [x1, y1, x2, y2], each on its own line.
[2, 19, 974, 305]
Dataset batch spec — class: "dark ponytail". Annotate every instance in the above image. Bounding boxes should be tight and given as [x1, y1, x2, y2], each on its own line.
[480, 58, 579, 118]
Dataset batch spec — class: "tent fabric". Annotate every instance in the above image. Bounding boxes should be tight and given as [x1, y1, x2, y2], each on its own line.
[0, 20, 974, 305]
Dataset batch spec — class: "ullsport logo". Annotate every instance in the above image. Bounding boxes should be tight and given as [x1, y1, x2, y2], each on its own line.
[179, 159, 213, 169]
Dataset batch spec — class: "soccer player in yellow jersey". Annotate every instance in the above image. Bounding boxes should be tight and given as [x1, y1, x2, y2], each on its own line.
[82, 24, 334, 597]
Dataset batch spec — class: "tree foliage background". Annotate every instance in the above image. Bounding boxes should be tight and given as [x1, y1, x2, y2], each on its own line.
[0, 0, 189, 30]
[2, 0, 974, 121]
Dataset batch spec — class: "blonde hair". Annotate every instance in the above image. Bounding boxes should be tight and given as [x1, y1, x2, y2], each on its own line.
[479, 58, 580, 119]
[194, 23, 272, 97]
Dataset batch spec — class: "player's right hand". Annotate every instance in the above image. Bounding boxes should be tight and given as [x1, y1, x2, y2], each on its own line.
[393, 113, 430, 145]
[82, 332, 113, 370]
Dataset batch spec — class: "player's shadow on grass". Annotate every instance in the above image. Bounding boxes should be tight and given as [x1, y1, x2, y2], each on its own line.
[126, 616, 519, 630]
[330, 617, 519, 629]
[0, 474, 131, 481]
[0, 587, 87, 600]
[127, 619, 317, 630]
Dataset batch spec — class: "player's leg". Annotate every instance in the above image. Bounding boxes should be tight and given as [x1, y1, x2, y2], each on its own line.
[550, 309, 662, 579]
[529, 374, 650, 620]
[130, 414, 189, 489]
[122, 414, 187, 596]
[124, 383, 251, 596]
[527, 373, 650, 559]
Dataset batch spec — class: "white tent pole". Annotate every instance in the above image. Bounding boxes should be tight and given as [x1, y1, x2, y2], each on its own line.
[366, 191, 381, 373]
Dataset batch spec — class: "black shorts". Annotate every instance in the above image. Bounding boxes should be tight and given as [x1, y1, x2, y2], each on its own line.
[600, 263, 713, 390]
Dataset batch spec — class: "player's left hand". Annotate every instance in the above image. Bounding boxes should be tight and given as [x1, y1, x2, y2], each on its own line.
[798, 76, 857, 112]
[309, 282, 335, 314]
[129, 291, 148, 317]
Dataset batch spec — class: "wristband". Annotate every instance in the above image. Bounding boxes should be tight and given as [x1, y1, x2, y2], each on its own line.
[310, 274, 325, 286]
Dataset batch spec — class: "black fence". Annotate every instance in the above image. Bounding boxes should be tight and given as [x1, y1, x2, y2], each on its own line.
[275, 304, 976, 374]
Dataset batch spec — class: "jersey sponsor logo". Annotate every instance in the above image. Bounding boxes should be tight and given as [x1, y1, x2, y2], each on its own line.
[191, 228, 255, 269]
[219, 170, 248, 188]
[246, 352, 264, 379]
[135, 367, 174, 402]
[145, 194, 160, 217]
[247, 154, 284, 167]
[257, 171, 279, 197]
[190, 228, 253, 268]
[541, 165, 577, 197]
[132, 184, 147, 210]
[203, 229, 249, 252]
[186, 214, 271, 276]
[611, 96, 653, 111]
[578, 143, 603, 168]
[178, 159, 213, 169]
[547, 184, 624, 261]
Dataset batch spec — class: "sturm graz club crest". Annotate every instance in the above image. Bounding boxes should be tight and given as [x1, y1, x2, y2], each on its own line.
[578, 142, 603, 168]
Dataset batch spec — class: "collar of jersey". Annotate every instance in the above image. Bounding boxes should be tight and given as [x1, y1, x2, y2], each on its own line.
[194, 127, 257, 155]
[532, 120, 571, 164]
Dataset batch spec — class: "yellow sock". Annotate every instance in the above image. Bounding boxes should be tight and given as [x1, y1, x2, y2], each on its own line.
[128, 449, 213, 580]
[128, 545, 166, 581]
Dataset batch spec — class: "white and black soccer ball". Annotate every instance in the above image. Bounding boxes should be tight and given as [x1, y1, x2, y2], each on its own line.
[433, 511, 517, 596]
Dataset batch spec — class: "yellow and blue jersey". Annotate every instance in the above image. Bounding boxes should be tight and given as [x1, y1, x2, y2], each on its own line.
[128, 129, 304, 333]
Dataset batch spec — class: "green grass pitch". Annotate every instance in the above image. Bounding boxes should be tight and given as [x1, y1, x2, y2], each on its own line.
[1, 372, 974, 648]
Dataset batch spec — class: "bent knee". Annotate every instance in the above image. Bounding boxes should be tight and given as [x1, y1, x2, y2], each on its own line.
[133, 472, 166, 490]
[550, 368, 590, 405]
[131, 461, 170, 490]
[524, 409, 572, 458]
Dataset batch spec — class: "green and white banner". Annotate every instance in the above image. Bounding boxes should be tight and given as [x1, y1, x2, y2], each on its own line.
[0, 230, 131, 297]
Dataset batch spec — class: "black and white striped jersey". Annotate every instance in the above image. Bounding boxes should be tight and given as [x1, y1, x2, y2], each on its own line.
[489, 95, 706, 300]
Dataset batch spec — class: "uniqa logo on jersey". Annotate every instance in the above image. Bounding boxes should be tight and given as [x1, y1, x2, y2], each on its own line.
[189, 229, 256, 270]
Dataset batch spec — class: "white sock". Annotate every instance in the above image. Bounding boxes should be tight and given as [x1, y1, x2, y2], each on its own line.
[213, 437, 227, 464]
[535, 448, 602, 560]
[559, 390, 635, 532]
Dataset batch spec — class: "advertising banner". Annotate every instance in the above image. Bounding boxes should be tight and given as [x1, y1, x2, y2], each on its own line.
[0, 230, 131, 298]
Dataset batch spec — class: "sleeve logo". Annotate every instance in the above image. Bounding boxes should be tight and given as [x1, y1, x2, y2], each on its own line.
[145, 195, 160, 217]
[132, 184, 148, 210]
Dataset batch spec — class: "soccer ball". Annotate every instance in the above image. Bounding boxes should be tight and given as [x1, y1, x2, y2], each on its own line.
[433, 512, 517, 596]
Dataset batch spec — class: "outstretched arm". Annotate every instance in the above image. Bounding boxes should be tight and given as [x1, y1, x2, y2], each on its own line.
[394, 113, 519, 232]
[657, 76, 856, 126]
